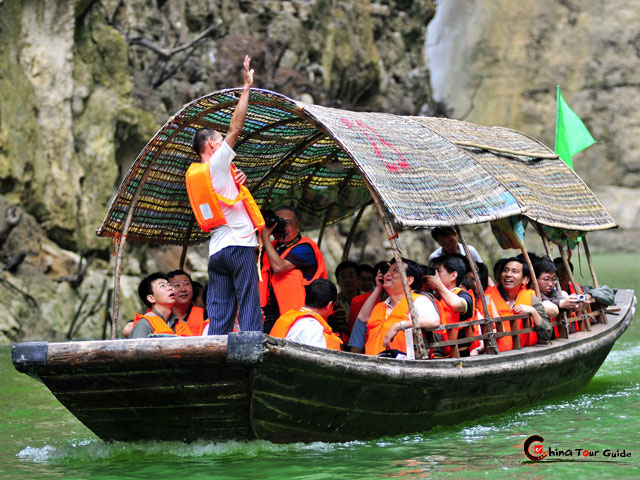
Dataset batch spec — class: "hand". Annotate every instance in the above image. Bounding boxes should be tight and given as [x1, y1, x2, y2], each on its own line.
[261, 223, 277, 241]
[560, 294, 580, 310]
[243, 55, 254, 88]
[383, 322, 402, 348]
[374, 270, 385, 290]
[233, 167, 247, 185]
[424, 274, 442, 291]
[512, 304, 534, 315]
[328, 306, 349, 335]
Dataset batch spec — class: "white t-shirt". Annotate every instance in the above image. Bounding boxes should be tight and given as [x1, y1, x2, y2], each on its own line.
[207, 141, 259, 257]
[429, 243, 483, 264]
[383, 294, 440, 324]
[285, 315, 327, 348]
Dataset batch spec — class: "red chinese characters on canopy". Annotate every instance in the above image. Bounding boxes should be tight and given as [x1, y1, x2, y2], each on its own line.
[340, 117, 411, 173]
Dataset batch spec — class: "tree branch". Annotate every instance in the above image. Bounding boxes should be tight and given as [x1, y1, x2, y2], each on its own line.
[127, 25, 215, 58]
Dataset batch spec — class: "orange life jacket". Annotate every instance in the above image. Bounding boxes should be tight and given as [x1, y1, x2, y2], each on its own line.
[259, 237, 328, 315]
[485, 285, 537, 348]
[185, 162, 265, 233]
[270, 308, 343, 351]
[365, 292, 423, 356]
[185, 306, 206, 336]
[434, 288, 481, 357]
[136, 312, 194, 337]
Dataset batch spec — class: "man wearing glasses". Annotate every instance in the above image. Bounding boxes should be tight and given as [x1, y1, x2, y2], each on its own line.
[260, 206, 327, 333]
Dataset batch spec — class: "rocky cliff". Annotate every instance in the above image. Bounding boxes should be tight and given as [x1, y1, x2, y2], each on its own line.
[1, 0, 636, 343]
[427, 0, 640, 250]
[0, 0, 437, 342]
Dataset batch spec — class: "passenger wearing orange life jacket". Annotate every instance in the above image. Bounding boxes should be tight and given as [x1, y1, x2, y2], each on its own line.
[270, 279, 343, 350]
[129, 272, 194, 339]
[530, 255, 576, 337]
[260, 207, 327, 334]
[484, 258, 551, 350]
[190, 55, 263, 335]
[362, 258, 441, 357]
[167, 269, 208, 335]
[424, 254, 481, 357]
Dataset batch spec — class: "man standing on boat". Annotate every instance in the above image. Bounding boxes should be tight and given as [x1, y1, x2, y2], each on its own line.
[428, 226, 484, 264]
[129, 272, 193, 338]
[259, 207, 327, 333]
[269, 279, 343, 350]
[190, 55, 263, 334]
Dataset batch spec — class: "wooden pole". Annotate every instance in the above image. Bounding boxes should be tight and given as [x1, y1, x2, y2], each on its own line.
[519, 244, 541, 298]
[342, 203, 368, 261]
[362, 178, 427, 359]
[179, 217, 196, 269]
[558, 242, 590, 332]
[316, 207, 332, 248]
[558, 243, 578, 294]
[111, 209, 135, 339]
[534, 222, 568, 339]
[581, 235, 599, 288]
[455, 226, 497, 354]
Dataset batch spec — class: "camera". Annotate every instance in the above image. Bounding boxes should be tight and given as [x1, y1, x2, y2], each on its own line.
[422, 265, 437, 276]
[577, 293, 587, 302]
[262, 209, 287, 236]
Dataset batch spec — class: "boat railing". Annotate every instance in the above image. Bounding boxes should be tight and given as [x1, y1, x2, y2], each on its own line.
[422, 304, 610, 357]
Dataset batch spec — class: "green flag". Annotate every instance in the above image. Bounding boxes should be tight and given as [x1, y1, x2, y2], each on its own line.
[555, 85, 596, 169]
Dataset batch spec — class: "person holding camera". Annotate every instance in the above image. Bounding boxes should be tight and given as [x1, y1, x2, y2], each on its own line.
[189, 55, 263, 334]
[424, 254, 479, 357]
[260, 207, 327, 333]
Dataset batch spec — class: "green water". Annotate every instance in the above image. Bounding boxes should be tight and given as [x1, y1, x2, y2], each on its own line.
[1, 253, 639, 479]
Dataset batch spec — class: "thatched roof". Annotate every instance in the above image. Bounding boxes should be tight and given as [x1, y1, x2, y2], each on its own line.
[96, 88, 615, 246]
[411, 117, 616, 232]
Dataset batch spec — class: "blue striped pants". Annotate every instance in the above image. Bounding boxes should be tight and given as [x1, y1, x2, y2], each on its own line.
[206, 245, 263, 334]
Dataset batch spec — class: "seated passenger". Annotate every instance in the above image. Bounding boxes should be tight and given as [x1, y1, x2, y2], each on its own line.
[425, 254, 480, 357]
[358, 264, 375, 293]
[347, 261, 389, 353]
[332, 260, 362, 341]
[485, 258, 551, 350]
[528, 255, 561, 320]
[269, 279, 343, 350]
[260, 206, 328, 333]
[168, 269, 208, 335]
[362, 258, 440, 356]
[129, 272, 194, 338]
[553, 258, 615, 308]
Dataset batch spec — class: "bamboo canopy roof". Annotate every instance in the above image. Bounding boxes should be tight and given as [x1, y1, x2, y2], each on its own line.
[96, 88, 615, 246]
[410, 116, 616, 232]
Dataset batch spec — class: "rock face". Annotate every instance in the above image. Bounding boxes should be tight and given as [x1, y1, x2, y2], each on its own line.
[426, 0, 640, 250]
[0, 0, 437, 341]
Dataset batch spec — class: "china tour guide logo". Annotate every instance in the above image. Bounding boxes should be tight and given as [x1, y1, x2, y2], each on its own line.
[523, 435, 632, 463]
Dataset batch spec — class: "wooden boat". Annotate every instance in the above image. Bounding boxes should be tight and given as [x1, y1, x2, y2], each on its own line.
[11, 289, 635, 443]
[11, 88, 636, 442]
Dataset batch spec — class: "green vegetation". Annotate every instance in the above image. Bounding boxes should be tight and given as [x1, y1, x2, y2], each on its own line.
[572, 253, 640, 293]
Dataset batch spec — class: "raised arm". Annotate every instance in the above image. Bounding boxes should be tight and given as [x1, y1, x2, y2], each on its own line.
[225, 55, 254, 149]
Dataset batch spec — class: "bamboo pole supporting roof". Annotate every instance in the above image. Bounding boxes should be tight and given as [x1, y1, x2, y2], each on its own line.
[96, 88, 613, 245]
[409, 116, 617, 232]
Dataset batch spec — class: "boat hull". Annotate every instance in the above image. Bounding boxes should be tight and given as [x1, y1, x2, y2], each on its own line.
[12, 289, 636, 443]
